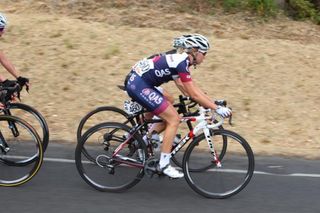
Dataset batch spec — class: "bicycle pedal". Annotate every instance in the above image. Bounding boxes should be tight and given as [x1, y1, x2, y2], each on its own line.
[107, 167, 115, 175]
[168, 176, 182, 180]
[156, 173, 165, 178]
[0, 145, 9, 153]
[144, 157, 159, 178]
[146, 173, 154, 178]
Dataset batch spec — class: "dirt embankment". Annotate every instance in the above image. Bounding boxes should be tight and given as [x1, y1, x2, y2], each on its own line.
[0, 0, 319, 159]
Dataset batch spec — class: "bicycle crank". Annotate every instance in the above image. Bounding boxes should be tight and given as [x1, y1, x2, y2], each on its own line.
[96, 154, 114, 174]
[144, 157, 160, 178]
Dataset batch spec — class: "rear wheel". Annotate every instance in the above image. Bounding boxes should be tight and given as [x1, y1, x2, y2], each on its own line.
[75, 122, 146, 192]
[77, 106, 136, 162]
[183, 129, 254, 199]
[0, 115, 43, 187]
[77, 106, 135, 143]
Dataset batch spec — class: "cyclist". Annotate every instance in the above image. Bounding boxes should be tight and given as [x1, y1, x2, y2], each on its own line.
[143, 38, 183, 136]
[0, 13, 29, 108]
[145, 35, 193, 137]
[0, 13, 29, 88]
[124, 34, 232, 178]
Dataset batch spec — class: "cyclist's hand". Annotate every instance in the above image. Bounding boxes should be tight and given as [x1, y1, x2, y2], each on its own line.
[1, 79, 17, 87]
[10, 92, 19, 102]
[215, 106, 232, 118]
[17, 76, 30, 92]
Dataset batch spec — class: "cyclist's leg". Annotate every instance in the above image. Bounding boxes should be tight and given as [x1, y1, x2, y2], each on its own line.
[125, 74, 183, 178]
[156, 104, 179, 153]
[147, 87, 174, 135]
[160, 87, 175, 104]
[155, 104, 183, 178]
[125, 73, 165, 132]
[125, 76, 169, 135]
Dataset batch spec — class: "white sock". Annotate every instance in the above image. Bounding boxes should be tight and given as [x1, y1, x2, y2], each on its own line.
[153, 115, 160, 120]
[159, 152, 171, 169]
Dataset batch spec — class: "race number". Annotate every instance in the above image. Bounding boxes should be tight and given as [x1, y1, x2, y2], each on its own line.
[132, 59, 154, 76]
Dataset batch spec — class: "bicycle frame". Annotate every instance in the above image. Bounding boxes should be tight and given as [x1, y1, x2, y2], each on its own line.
[171, 107, 224, 167]
[111, 106, 224, 168]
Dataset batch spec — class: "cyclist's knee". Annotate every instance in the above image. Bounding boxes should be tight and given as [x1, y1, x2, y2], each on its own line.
[158, 104, 180, 126]
[166, 114, 180, 127]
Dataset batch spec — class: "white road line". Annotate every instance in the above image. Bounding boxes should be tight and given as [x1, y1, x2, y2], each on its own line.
[42, 157, 320, 178]
[44, 157, 75, 163]
[254, 170, 320, 178]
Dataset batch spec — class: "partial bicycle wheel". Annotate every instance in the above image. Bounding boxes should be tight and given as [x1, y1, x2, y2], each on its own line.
[2, 102, 50, 152]
[171, 125, 227, 171]
[0, 115, 43, 187]
[75, 122, 146, 192]
[76, 106, 135, 143]
[183, 129, 254, 199]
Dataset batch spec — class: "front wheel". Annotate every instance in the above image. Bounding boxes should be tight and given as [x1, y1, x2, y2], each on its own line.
[3, 103, 50, 152]
[0, 115, 43, 187]
[183, 129, 254, 199]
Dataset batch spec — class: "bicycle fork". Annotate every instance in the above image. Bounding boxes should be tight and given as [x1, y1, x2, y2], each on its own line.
[3, 109, 20, 137]
[203, 128, 221, 167]
[0, 131, 10, 153]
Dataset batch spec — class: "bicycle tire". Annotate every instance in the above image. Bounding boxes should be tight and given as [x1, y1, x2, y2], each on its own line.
[77, 106, 136, 162]
[0, 115, 43, 187]
[183, 129, 254, 199]
[77, 106, 135, 142]
[75, 122, 146, 192]
[3, 102, 50, 152]
[171, 125, 227, 171]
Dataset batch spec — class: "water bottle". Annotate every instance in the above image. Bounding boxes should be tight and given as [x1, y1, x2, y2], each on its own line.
[173, 134, 181, 146]
[150, 132, 161, 152]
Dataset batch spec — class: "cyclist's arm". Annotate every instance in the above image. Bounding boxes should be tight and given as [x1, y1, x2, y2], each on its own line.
[181, 81, 218, 110]
[174, 78, 189, 96]
[0, 51, 19, 79]
[0, 75, 6, 82]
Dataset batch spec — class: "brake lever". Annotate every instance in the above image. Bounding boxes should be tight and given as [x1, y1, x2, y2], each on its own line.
[228, 114, 233, 126]
[228, 107, 233, 126]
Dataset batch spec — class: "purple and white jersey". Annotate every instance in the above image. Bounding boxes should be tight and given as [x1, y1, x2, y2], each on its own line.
[132, 52, 192, 87]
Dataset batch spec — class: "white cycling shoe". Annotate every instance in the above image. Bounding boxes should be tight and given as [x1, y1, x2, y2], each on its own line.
[160, 165, 184, 179]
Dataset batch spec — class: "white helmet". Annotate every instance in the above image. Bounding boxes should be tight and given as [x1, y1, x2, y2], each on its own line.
[173, 34, 210, 51]
[0, 13, 8, 29]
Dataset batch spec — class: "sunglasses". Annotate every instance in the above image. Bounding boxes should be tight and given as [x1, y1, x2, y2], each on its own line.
[198, 49, 207, 56]
[0, 28, 4, 32]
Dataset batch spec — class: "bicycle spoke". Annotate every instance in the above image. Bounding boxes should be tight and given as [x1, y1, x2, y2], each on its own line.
[0, 116, 43, 187]
[183, 129, 254, 199]
[75, 122, 145, 192]
[77, 106, 135, 143]
[4, 103, 49, 152]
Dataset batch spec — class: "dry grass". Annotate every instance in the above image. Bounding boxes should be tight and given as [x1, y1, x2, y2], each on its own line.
[0, 0, 319, 159]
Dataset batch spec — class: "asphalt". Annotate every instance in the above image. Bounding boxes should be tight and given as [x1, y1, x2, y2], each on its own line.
[0, 142, 319, 213]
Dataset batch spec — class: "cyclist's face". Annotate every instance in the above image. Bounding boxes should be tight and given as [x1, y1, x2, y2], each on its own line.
[0, 28, 4, 37]
[195, 50, 206, 64]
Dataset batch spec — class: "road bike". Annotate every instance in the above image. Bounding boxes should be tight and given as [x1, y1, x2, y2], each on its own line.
[0, 84, 44, 186]
[77, 86, 226, 169]
[0, 80, 50, 152]
[75, 96, 254, 199]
